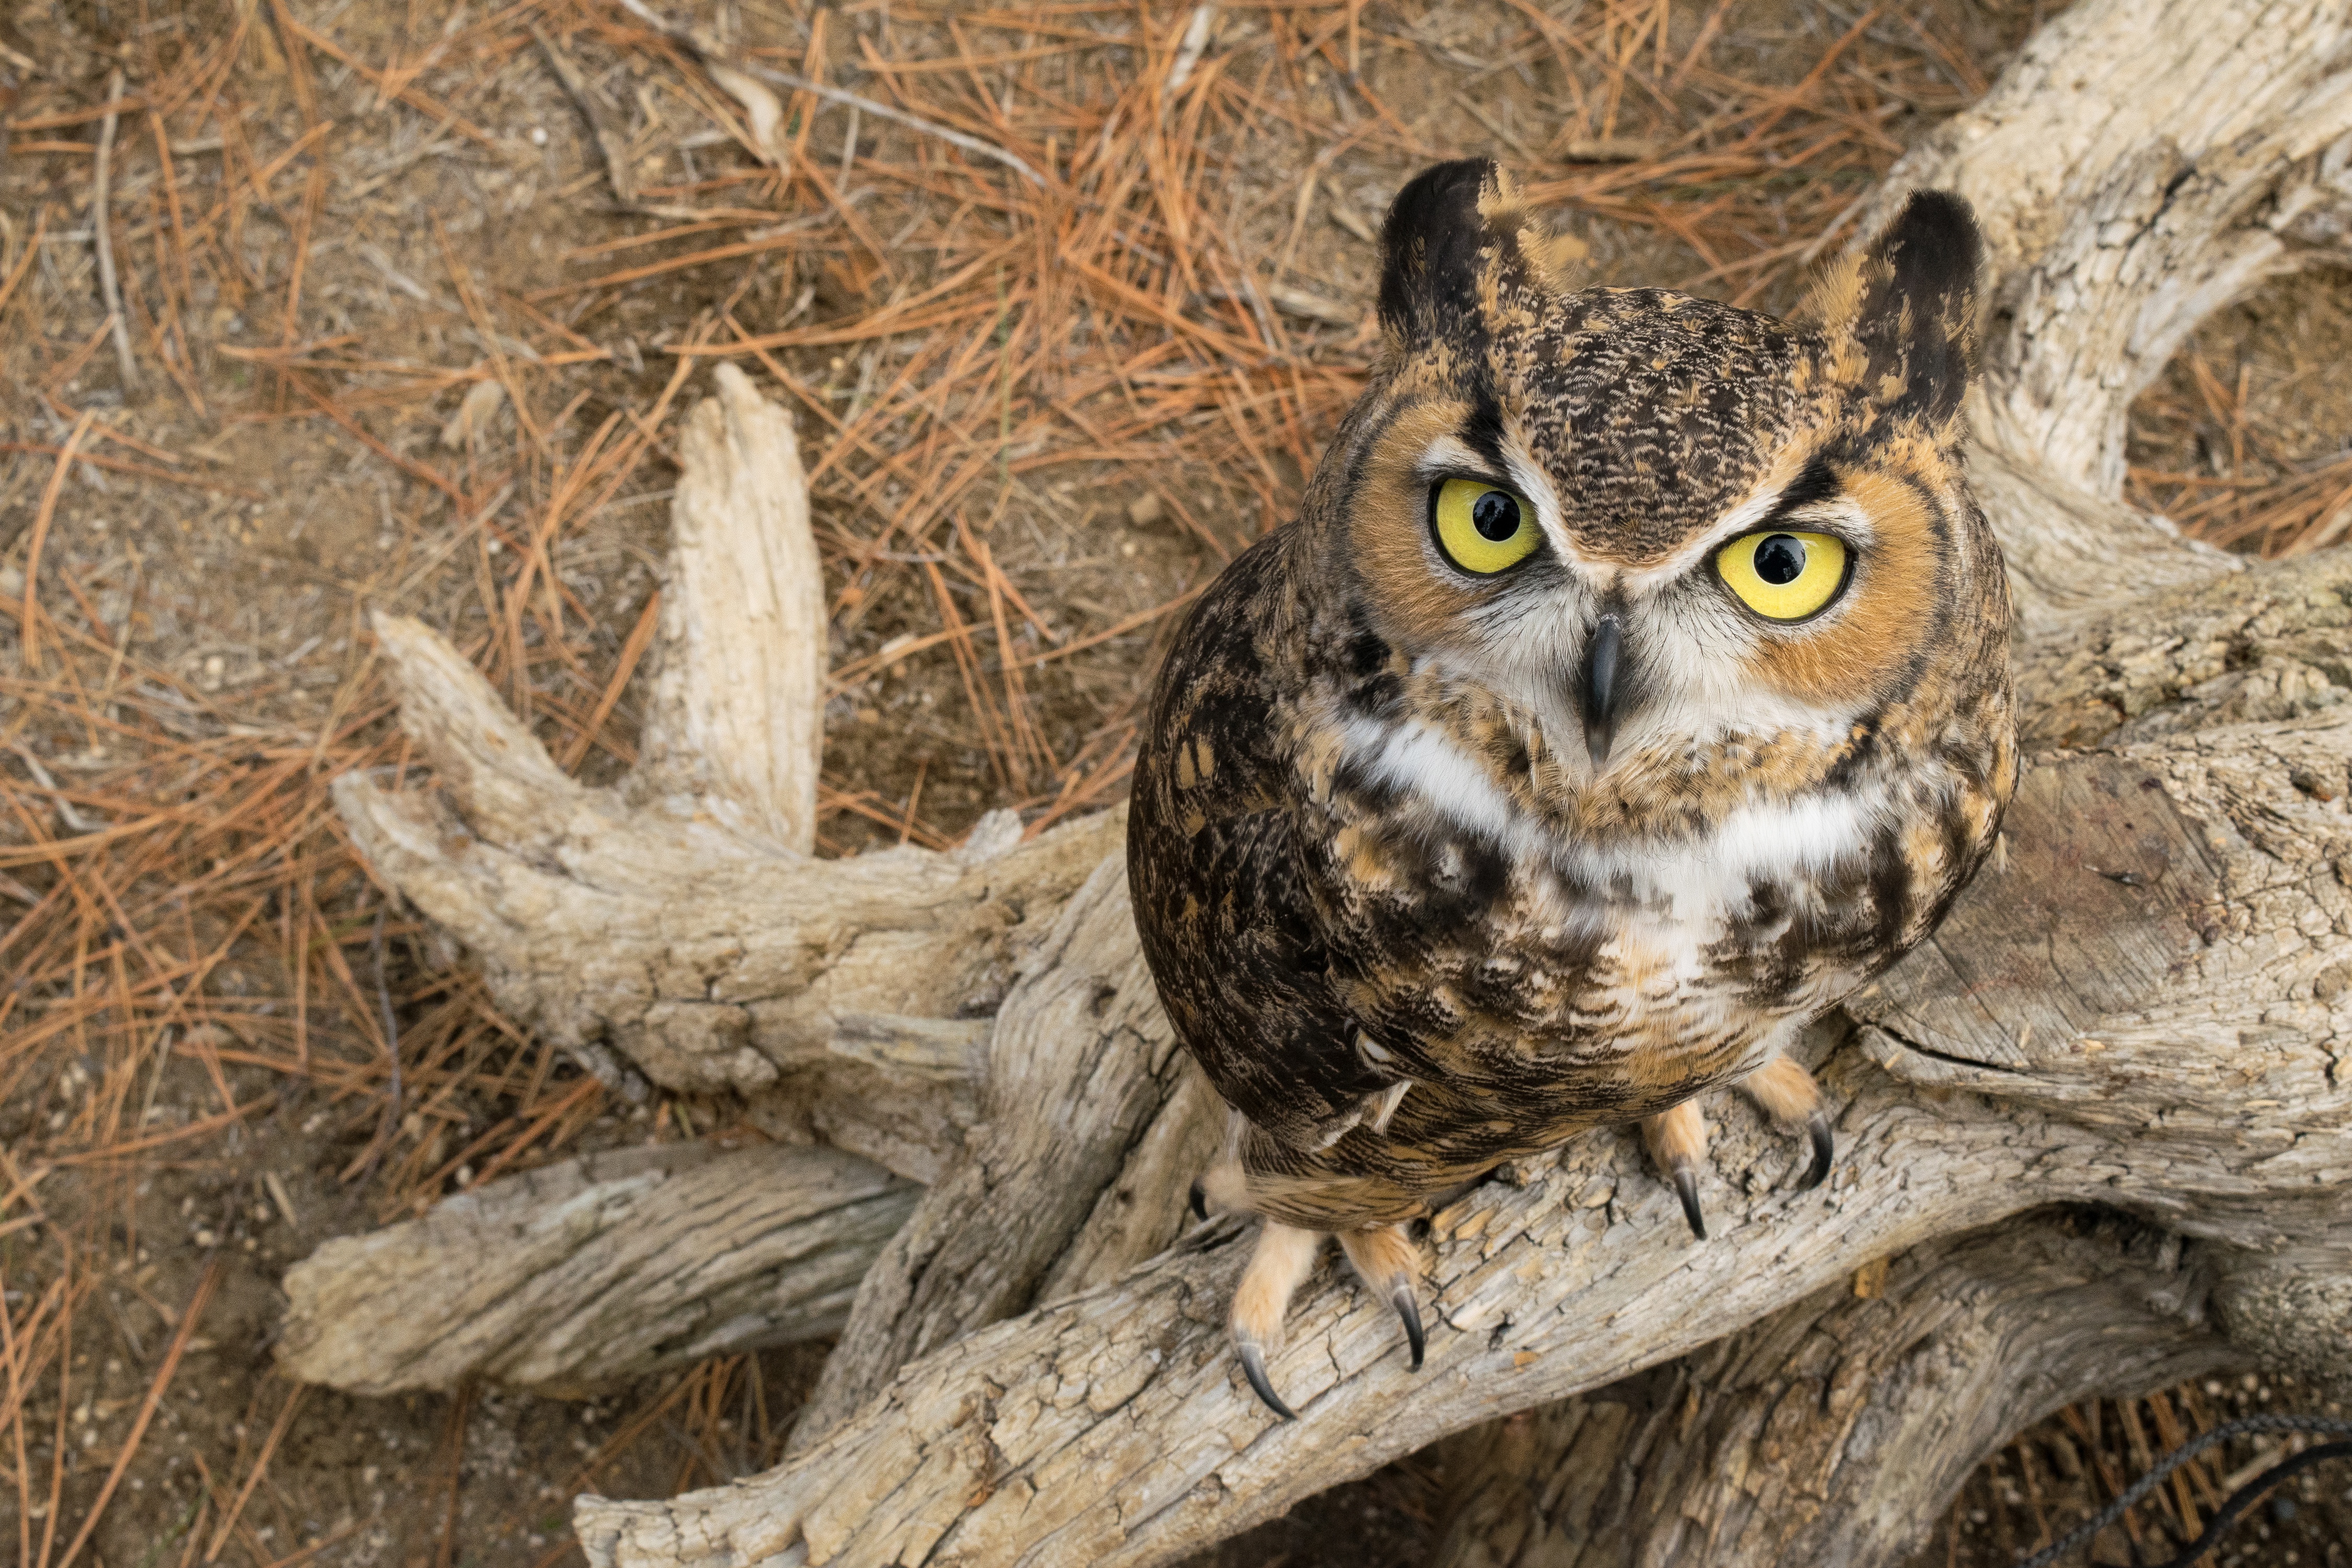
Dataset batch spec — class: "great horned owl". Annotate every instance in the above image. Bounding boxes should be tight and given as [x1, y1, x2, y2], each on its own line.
[1127, 160, 2016, 1417]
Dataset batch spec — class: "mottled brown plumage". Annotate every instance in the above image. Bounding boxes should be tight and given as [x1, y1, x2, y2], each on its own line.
[1128, 160, 2015, 1416]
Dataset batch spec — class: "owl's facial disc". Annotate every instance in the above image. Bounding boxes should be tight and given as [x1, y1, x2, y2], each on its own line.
[1339, 395, 1964, 784]
[1312, 159, 1990, 790]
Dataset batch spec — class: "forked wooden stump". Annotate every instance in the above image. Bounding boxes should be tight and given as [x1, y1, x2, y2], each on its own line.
[281, 0, 2352, 1562]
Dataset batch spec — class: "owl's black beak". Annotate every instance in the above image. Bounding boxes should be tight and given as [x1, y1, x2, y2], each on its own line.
[1578, 615, 1626, 769]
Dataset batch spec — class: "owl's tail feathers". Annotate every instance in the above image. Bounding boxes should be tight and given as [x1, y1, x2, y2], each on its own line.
[1231, 1222, 1322, 1420]
[1743, 1054, 1836, 1190]
[1339, 1224, 1427, 1371]
[1641, 1101, 1711, 1240]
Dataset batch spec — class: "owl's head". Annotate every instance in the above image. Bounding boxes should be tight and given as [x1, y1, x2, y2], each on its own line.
[1309, 158, 2001, 777]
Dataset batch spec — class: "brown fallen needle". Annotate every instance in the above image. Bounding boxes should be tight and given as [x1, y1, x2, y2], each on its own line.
[91, 68, 139, 393]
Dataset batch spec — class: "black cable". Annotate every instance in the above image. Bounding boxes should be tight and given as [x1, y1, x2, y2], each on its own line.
[2016, 1412, 2352, 1568]
[2148, 1440, 2352, 1567]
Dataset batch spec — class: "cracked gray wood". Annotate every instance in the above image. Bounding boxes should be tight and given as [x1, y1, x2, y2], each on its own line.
[278, 1143, 918, 1396]
[1428, 1213, 2249, 1568]
[783, 855, 1219, 1447]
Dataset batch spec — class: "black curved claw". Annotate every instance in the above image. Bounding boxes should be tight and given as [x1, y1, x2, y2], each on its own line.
[1238, 1343, 1297, 1420]
[1803, 1114, 1834, 1191]
[1673, 1168, 1708, 1240]
[1188, 1180, 1208, 1221]
[1392, 1287, 1426, 1371]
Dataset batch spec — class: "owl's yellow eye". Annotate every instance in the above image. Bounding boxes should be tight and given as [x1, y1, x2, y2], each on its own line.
[1431, 478, 1540, 576]
[1716, 530, 1850, 621]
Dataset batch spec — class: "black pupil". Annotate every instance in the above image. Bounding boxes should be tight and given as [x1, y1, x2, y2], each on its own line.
[1471, 490, 1520, 542]
[1754, 534, 1807, 585]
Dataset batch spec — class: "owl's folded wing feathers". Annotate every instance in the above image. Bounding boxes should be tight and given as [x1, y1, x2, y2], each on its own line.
[1128, 536, 1390, 1151]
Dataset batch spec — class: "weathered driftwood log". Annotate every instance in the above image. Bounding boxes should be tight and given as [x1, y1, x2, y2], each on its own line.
[339, 599, 1121, 1184]
[1427, 1210, 2250, 1568]
[288, 0, 2352, 1558]
[278, 1143, 917, 1396]
[1860, 0, 2352, 635]
[334, 365, 1125, 1186]
[782, 860, 1220, 1447]
[296, 348, 1151, 1400]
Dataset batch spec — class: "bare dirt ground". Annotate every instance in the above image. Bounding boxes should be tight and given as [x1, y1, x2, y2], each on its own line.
[2, 1, 2349, 1565]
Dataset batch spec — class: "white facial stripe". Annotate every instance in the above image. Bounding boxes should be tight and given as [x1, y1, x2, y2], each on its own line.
[1342, 716, 1524, 843]
[1495, 430, 1572, 563]
[1415, 434, 1486, 479]
[1414, 424, 1872, 592]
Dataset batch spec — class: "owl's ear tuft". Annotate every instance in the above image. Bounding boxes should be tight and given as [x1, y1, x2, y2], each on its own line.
[1379, 159, 1560, 344]
[1814, 189, 1983, 429]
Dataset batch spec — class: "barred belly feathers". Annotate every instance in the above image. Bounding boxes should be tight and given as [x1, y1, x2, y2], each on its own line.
[1127, 159, 2016, 1418]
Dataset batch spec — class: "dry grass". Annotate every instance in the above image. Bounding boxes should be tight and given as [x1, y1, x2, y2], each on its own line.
[0, 0, 2339, 1562]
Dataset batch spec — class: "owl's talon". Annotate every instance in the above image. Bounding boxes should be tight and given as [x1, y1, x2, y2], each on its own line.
[1743, 1056, 1834, 1193]
[1672, 1167, 1708, 1240]
[1802, 1113, 1834, 1190]
[1238, 1343, 1297, 1420]
[1231, 1221, 1321, 1421]
[1641, 1101, 1709, 1241]
[1189, 1180, 1208, 1221]
[1392, 1287, 1426, 1370]
[1338, 1223, 1424, 1368]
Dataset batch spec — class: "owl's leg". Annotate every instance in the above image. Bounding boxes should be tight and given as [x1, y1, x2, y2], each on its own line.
[1338, 1223, 1426, 1370]
[1231, 1221, 1322, 1420]
[1641, 1101, 1710, 1240]
[1190, 1115, 1254, 1224]
[1743, 1054, 1834, 1189]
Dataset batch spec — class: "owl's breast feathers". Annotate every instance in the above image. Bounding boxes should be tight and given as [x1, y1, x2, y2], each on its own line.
[1128, 526, 2013, 1197]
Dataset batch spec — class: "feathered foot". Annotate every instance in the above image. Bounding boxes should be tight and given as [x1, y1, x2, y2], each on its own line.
[1339, 1223, 1426, 1371]
[1230, 1221, 1321, 1420]
[1743, 1054, 1834, 1189]
[1641, 1100, 1710, 1240]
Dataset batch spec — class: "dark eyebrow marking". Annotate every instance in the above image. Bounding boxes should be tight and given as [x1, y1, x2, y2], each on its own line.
[1760, 455, 1841, 525]
[1459, 381, 1510, 474]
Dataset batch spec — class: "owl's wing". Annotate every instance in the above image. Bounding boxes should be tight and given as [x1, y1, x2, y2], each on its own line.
[1128, 539, 1387, 1151]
